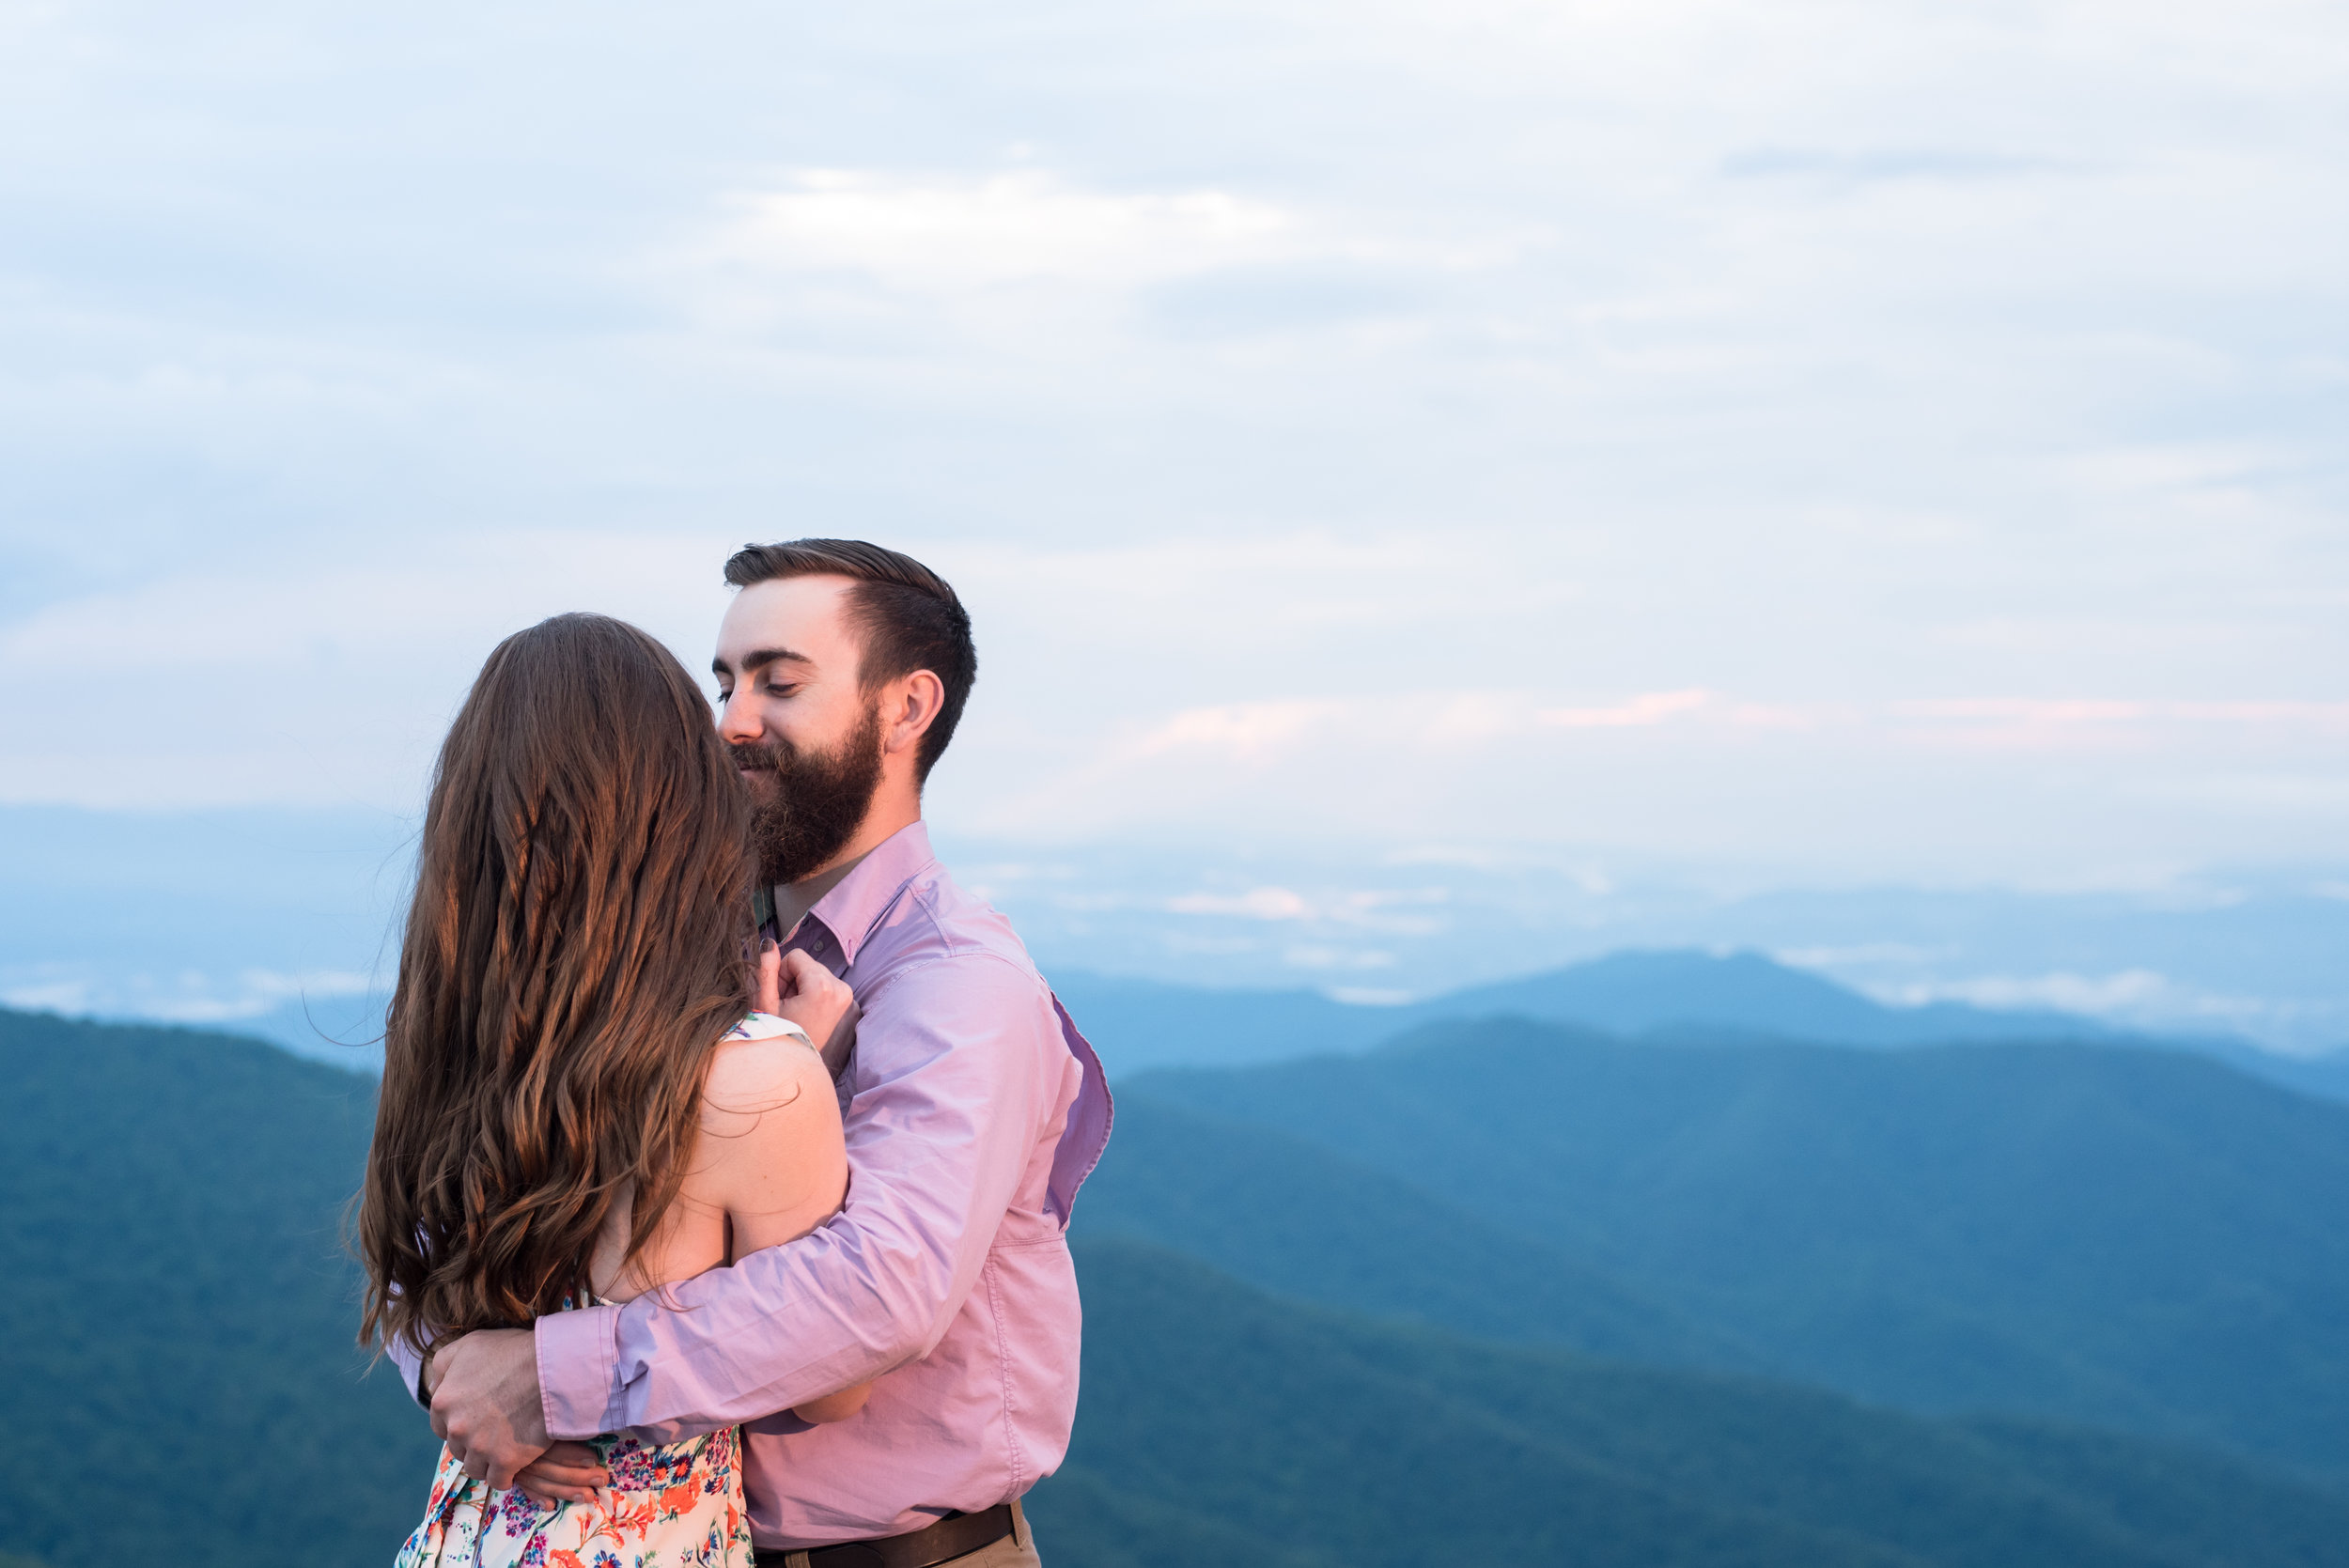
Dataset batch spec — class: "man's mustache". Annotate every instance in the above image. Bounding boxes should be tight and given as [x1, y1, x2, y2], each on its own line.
[729, 741, 785, 773]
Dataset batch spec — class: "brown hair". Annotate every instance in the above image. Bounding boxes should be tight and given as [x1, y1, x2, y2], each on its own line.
[357, 613, 754, 1356]
[723, 538, 977, 783]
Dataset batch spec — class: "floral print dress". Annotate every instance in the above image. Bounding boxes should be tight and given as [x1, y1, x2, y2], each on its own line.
[395, 1423, 752, 1568]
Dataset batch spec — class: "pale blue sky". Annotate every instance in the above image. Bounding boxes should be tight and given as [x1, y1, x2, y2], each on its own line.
[2, 0, 2346, 1029]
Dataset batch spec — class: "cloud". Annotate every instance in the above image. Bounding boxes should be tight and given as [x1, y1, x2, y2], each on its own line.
[0, 532, 739, 807]
[1163, 884, 1449, 933]
[1891, 700, 2349, 726]
[1097, 689, 2349, 771]
[1328, 986, 1414, 1005]
[1168, 887, 1315, 920]
[1877, 969, 2173, 1017]
[1282, 944, 1397, 971]
[1128, 702, 1346, 763]
[2134, 774, 2349, 815]
[1865, 967, 2312, 1039]
[707, 171, 1302, 291]
[0, 961, 377, 1025]
[1721, 149, 2077, 184]
[1888, 701, 2349, 756]
[0, 0, 2344, 884]
[1112, 689, 1721, 767]
[1537, 691, 1714, 729]
[1774, 942, 1953, 969]
[0, 970, 93, 1015]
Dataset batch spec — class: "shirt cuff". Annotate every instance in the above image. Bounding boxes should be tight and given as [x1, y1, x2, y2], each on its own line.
[535, 1301, 625, 1439]
[383, 1331, 427, 1407]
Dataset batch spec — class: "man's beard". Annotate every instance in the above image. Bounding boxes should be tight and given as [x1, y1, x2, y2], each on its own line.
[732, 705, 886, 887]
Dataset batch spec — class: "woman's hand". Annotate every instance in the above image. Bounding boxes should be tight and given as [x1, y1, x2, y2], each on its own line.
[754, 939, 786, 1015]
[773, 947, 854, 1054]
[514, 1441, 611, 1509]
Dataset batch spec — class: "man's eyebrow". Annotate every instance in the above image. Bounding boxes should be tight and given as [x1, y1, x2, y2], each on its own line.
[713, 647, 815, 678]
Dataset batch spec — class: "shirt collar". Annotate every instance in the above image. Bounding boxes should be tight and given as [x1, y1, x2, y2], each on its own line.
[772, 850, 867, 936]
[796, 820, 937, 968]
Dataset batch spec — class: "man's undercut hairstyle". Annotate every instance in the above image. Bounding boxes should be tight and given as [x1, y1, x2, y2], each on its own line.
[723, 538, 978, 784]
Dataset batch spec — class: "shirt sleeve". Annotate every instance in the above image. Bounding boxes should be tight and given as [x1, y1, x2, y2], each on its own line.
[535, 951, 1063, 1439]
[385, 1329, 428, 1407]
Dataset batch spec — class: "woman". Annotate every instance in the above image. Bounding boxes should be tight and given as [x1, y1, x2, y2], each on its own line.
[357, 613, 862, 1568]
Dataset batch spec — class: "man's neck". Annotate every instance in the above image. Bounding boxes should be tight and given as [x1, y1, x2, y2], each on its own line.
[772, 849, 871, 938]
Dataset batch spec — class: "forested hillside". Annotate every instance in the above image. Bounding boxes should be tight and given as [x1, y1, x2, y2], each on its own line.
[1128, 1017, 2349, 1472]
[1041, 1241, 2349, 1568]
[1072, 1094, 1748, 1366]
[8, 1004, 2349, 1566]
[0, 1010, 434, 1565]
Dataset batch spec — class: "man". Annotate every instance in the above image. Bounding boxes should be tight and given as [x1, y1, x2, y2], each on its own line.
[414, 540, 1112, 1567]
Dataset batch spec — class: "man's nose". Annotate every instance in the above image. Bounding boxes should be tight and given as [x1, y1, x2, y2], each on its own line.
[717, 688, 761, 743]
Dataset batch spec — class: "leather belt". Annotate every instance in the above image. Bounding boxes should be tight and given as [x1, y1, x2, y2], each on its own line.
[755, 1503, 1016, 1568]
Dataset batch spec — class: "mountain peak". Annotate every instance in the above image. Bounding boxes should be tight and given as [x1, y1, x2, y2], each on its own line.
[1436, 947, 2109, 1048]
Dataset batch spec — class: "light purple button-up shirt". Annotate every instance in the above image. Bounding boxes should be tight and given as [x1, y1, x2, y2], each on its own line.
[533, 822, 1112, 1548]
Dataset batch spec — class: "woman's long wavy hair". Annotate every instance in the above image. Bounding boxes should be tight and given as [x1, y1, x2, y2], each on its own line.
[357, 613, 754, 1357]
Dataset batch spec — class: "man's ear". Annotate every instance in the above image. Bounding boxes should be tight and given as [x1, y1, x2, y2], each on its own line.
[883, 670, 946, 757]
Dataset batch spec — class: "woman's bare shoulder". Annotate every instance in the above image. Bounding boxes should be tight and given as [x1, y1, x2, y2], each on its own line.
[690, 1036, 846, 1230]
[700, 1035, 833, 1132]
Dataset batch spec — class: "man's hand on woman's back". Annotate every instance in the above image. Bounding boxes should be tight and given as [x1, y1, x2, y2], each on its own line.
[428, 1327, 552, 1490]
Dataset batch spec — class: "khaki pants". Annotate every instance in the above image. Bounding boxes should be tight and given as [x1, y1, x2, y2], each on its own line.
[770, 1500, 1042, 1568]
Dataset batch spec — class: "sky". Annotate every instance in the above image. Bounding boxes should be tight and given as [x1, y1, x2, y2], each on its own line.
[2, 0, 2346, 1038]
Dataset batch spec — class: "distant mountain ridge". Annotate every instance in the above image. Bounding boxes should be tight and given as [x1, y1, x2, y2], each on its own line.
[1439, 948, 2112, 1045]
[1052, 947, 2349, 1101]
[1050, 947, 2114, 1077]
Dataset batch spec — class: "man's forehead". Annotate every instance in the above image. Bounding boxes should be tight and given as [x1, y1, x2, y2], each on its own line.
[715, 575, 857, 666]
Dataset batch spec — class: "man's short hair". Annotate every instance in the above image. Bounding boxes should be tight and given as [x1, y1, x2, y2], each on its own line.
[723, 539, 978, 784]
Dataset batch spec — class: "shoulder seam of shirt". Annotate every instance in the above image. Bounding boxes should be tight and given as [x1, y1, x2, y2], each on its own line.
[837, 859, 935, 959]
[862, 946, 1045, 1006]
[907, 876, 967, 955]
[872, 871, 1019, 966]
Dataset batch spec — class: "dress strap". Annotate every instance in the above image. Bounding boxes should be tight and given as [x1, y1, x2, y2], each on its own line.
[726, 1011, 815, 1048]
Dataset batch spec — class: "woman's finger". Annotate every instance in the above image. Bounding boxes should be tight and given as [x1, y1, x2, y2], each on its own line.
[756, 939, 783, 1014]
[519, 1459, 608, 1486]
